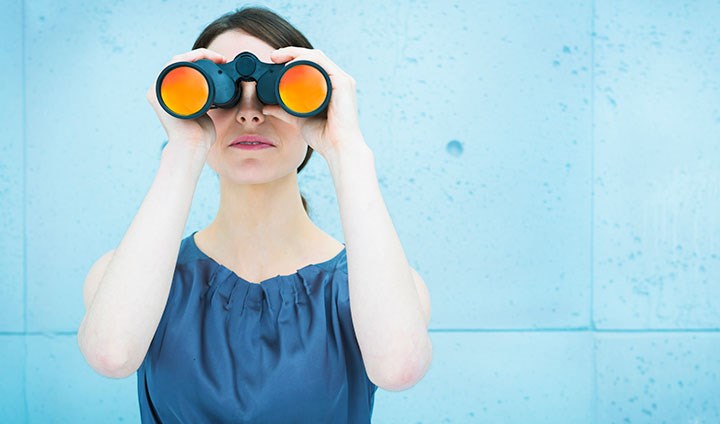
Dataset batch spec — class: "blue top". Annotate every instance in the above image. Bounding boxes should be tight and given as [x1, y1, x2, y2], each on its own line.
[136, 230, 378, 423]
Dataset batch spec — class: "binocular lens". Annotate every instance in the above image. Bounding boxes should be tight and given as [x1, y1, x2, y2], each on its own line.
[159, 66, 209, 116]
[156, 52, 332, 119]
[278, 64, 329, 114]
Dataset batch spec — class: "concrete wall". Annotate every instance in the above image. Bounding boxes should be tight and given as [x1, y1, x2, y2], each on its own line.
[1, 0, 718, 422]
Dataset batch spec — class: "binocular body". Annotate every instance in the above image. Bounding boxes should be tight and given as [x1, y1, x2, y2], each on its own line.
[156, 51, 332, 119]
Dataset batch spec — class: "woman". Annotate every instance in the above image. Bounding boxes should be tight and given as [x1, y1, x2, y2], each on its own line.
[78, 6, 432, 423]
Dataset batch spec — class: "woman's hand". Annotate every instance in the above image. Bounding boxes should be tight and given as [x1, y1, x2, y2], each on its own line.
[145, 48, 229, 153]
[262, 47, 368, 159]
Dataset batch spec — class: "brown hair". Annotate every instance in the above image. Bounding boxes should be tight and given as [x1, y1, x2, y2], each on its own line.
[192, 6, 315, 214]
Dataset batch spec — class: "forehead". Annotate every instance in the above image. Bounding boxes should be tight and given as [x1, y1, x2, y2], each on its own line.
[207, 30, 275, 63]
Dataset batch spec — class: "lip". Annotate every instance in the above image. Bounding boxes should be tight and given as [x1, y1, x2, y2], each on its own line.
[230, 143, 273, 150]
[229, 134, 276, 147]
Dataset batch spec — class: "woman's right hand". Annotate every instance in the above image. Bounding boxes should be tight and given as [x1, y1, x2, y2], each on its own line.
[146, 48, 229, 152]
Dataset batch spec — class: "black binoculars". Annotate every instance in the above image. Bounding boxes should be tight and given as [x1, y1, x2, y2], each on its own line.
[156, 51, 332, 120]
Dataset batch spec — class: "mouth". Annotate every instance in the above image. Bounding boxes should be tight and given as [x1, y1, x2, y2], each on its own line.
[230, 143, 274, 150]
[229, 135, 276, 147]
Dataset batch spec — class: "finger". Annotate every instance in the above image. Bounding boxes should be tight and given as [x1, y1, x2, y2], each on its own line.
[180, 47, 228, 63]
[165, 48, 228, 68]
[262, 104, 297, 126]
[270, 46, 308, 60]
[271, 47, 345, 78]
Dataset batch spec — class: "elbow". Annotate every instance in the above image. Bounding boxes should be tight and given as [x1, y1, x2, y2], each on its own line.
[77, 331, 135, 379]
[370, 337, 433, 392]
[372, 359, 432, 392]
[86, 351, 134, 379]
[92, 351, 136, 379]
[96, 355, 136, 379]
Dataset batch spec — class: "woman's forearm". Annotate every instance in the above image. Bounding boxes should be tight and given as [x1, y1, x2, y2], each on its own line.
[78, 142, 207, 377]
[325, 138, 432, 390]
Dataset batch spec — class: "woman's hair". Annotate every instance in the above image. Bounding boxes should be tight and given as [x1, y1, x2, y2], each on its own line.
[192, 6, 315, 214]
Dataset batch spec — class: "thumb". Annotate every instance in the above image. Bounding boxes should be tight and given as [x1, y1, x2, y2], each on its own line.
[262, 104, 295, 126]
[262, 104, 282, 117]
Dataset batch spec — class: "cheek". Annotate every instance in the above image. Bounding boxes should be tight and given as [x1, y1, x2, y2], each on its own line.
[206, 110, 219, 125]
[293, 142, 310, 165]
[272, 126, 308, 162]
[204, 146, 221, 171]
[206, 110, 232, 138]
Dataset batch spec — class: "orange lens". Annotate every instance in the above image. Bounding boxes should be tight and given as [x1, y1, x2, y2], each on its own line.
[159, 66, 209, 116]
[278, 64, 328, 114]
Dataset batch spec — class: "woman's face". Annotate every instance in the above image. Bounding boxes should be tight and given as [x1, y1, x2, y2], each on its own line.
[204, 30, 308, 184]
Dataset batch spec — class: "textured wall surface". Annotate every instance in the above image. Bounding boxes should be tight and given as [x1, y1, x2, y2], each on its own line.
[1, 0, 719, 423]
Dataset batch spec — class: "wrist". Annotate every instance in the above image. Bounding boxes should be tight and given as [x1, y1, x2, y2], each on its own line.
[325, 140, 375, 179]
[323, 137, 374, 169]
[161, 140, 208, 169]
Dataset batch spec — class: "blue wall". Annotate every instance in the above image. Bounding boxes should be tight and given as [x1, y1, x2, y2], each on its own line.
[1, 0, 718, 422]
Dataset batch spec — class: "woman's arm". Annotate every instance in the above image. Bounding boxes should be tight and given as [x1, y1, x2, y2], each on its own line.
[77, 142, 207, 378]
[326, 139, 433, 392]
[265, 46, 432, 392]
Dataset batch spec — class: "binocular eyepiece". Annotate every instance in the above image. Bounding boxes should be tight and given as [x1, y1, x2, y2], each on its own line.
[156, 51, 332, 120]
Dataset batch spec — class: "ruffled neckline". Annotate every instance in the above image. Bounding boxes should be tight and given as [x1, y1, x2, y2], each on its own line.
[186, 230, 346, 287]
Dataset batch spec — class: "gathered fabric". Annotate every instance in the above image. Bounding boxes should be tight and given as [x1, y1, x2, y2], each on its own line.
[136, 231, 378, 423]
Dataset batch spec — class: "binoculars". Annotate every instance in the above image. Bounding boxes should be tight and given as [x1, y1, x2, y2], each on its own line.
[156, 51, 332, 119]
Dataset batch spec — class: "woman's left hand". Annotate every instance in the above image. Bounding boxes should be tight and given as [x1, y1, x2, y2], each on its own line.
[262, 47, 367, 159]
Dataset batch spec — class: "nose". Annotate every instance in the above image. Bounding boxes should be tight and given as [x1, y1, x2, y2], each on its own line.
[235, 81, 266, 125]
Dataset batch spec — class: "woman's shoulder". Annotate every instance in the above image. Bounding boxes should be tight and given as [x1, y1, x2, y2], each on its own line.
[319, 236, 345, 260]
[308, 233, 346, 272]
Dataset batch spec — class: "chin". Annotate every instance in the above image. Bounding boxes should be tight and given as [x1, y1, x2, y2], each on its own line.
[224, 167, 294, 184]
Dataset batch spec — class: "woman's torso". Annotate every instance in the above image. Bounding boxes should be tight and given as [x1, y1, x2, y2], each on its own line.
[136, 230, 378, 423]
